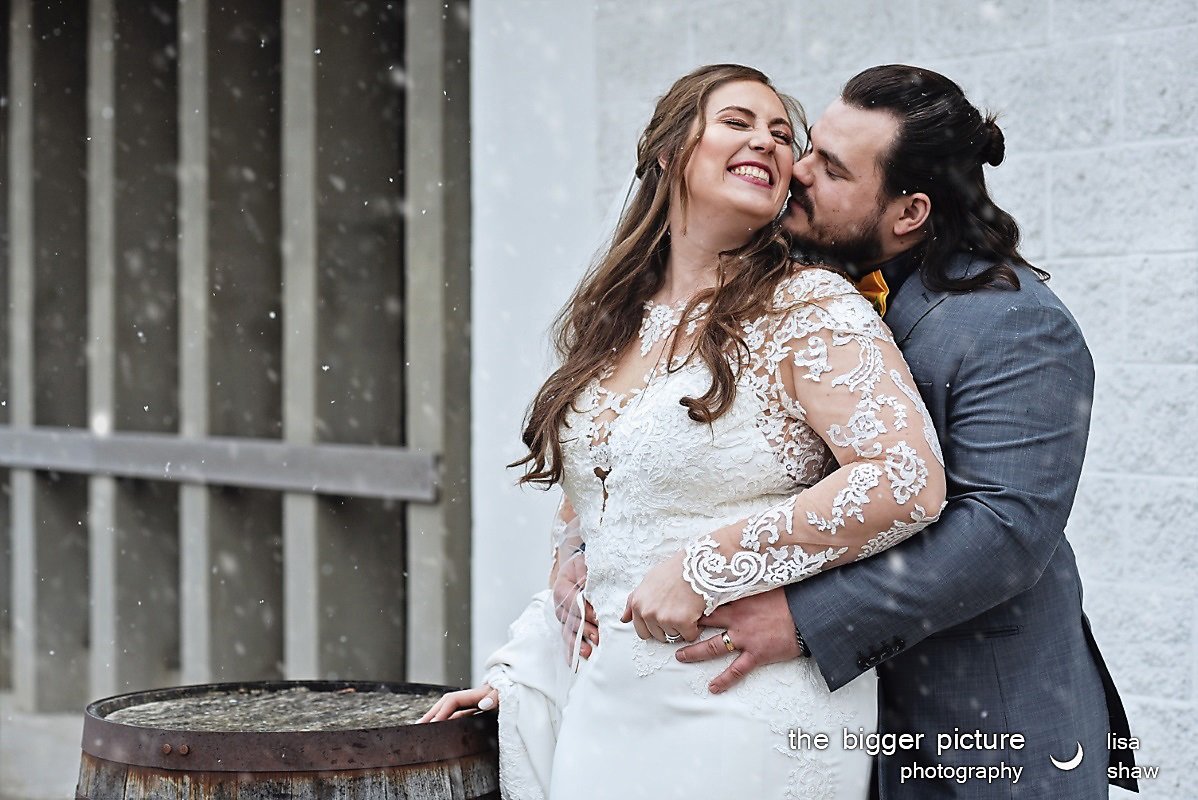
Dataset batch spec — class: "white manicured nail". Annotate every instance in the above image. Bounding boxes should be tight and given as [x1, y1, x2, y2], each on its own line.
[478, 696, 495, 710]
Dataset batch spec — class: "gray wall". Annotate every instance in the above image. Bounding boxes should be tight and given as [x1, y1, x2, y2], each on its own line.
[472, 2, 1196, 795]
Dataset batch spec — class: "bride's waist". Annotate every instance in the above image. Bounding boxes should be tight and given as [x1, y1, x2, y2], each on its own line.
[576, 490, 797, 539]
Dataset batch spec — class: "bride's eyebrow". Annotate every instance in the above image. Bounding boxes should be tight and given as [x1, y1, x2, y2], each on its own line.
[713, 105, 793, 133]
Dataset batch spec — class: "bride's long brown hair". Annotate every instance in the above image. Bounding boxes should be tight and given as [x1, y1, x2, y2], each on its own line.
[514, 64, 807, 488]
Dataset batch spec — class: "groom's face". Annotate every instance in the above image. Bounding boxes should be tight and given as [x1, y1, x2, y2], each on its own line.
[782, 100, 901, 269]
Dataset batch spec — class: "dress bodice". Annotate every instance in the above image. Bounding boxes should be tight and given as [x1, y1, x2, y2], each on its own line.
[556, 267, 944, 621]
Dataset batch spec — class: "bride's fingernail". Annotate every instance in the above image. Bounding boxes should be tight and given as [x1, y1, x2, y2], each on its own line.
[478, 696, 495, 710]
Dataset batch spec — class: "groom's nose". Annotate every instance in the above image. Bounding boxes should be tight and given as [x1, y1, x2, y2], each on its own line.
[792, 152, 815, 185]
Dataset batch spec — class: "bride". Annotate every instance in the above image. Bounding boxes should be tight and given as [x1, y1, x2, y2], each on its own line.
[422, 64, 946, 799]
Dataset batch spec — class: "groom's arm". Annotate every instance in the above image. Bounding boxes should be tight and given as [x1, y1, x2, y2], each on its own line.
[787, 300, 1095, 691]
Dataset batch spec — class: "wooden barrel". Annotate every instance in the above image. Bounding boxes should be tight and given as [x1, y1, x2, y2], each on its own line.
[76, 680, 498, 799]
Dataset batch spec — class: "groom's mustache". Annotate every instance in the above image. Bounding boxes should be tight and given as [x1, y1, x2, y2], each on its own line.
[788, 181, 814, 219]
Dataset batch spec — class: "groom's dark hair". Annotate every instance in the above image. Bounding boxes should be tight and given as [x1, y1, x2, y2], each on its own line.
[842, 64, 1048, 291]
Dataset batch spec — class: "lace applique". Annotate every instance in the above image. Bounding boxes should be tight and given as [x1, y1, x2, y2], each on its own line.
[631, 636, 676, 677]
[638, 299, 708, 357]
[883, 441, 927, 504]
[805, 463, 882, 534]
[682, 526, 849, 616]
[790, 335, 832, 382]
[857, 502, 945, 561]
[827, 405, 888, 457]
[890, 368, 944, 466]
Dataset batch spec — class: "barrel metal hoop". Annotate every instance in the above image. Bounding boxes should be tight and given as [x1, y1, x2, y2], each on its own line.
[81, 680, 497, 773]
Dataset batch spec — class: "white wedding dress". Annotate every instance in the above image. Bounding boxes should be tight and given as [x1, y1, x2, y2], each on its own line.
[485, 268, 945, 800]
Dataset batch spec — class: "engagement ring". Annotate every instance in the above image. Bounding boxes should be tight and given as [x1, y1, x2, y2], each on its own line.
[722, 631, 736, 652]
[664, 633, 681, 643]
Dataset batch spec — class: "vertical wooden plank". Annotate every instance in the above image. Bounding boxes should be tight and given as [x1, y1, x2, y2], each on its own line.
[87, 0, 118, 701]
[310, 0, 404, 681]
[76, 753, 129, 799]
[177, 0, 211, 685]
[21, 0, 91, 713]
[204, 0, 284, 681]
[405, 0, 472, 686]
[0, 0, 13, 690]
[110, 0, 181, 693]
[114, 478, 180, 689]
[8, 0, 36, 712]
[280, 0, 319, 681]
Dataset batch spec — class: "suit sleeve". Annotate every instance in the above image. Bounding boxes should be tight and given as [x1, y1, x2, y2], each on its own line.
[785, 301, 1095, 691]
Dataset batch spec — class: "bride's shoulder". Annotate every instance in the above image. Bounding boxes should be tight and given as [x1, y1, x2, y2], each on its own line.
[772, 262, 859, 305]
[767, 263, 886, 336]
[776, 262, 862, 299]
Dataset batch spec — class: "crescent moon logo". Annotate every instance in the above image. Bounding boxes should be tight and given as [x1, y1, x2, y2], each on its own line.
[1050, 741, 1084, 771]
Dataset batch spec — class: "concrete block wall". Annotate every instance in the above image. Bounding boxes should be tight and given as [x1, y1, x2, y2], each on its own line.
[588, 1, 1194, 795]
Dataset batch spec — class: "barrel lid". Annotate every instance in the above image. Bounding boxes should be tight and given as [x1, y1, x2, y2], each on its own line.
[81, 680, 497, 772]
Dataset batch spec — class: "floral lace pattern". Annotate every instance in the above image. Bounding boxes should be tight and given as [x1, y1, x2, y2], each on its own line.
[638, 299, 708, 356]
[560, 268, 942, 620]
[667, 269, 943, 615]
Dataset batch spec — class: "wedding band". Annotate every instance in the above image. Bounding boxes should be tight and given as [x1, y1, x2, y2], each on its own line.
[664, 633, 681, 643]
[722, 632, 736, 652]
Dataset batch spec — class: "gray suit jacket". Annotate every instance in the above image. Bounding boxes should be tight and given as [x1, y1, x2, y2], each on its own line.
[786, 254, 1137, 797]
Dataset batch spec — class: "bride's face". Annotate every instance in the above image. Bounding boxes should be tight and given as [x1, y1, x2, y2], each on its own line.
[679, 80, 795, 230]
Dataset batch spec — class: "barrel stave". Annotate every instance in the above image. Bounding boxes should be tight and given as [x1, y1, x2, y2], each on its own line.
[77, 751, 499, 800]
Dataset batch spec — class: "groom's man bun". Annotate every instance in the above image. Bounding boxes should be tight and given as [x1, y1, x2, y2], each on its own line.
[981, 117, 1006, 167]
[842, 65, 1045, 291]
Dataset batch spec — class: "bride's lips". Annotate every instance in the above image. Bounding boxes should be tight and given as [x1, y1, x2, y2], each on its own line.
[727, 160, 774, 188]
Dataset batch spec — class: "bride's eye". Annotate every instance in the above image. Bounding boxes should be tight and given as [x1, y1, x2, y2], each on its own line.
[721, 118, 750, 129]
[772, 130, 794, 146]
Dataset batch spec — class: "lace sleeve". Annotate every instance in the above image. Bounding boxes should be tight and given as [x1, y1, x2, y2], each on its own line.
[680, 269, 947, 614]
[547, 494, 582, 589]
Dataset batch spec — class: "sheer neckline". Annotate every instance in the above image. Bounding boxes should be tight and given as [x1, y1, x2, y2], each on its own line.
[638, 298, 708, 357]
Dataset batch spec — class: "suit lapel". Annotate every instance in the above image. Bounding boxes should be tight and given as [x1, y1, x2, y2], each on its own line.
[883, 255, 980, 344]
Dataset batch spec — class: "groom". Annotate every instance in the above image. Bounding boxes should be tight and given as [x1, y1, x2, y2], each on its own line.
[671, 64, 1138, 797]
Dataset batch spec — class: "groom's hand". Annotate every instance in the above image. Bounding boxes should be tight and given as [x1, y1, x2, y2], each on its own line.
[675, 588, 801, 694]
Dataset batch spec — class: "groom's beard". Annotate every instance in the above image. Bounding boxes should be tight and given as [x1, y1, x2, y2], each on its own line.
[787, 187, 887, 277]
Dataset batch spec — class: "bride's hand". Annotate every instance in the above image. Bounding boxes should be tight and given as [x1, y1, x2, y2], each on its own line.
[418, 683, 499, 723]
[553, 549, 599, 663]
[621, 551, 705, 643]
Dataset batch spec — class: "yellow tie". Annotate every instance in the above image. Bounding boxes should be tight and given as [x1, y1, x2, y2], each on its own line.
[855, 269, 889, 317]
